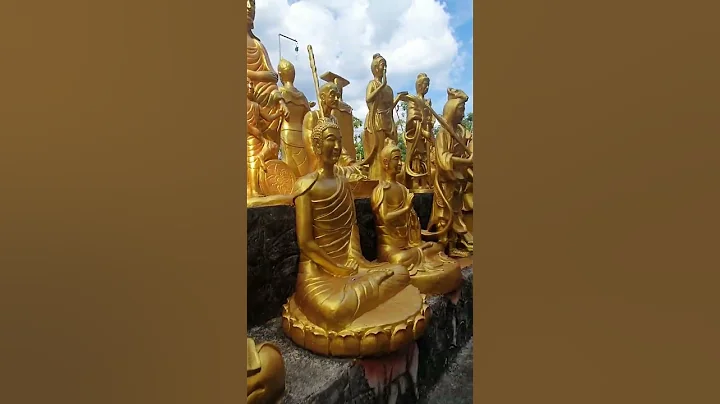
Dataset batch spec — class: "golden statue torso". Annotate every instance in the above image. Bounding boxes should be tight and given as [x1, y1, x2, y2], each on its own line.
[279, 86, 311, 177]
[247, 34, 282, 145]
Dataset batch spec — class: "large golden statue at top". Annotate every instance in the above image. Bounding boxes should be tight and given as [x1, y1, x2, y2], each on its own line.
[424, 88, 474, 258]
[360, 53, 406, 180]
[247, 338, 285, 404]
[278, 59, 314, 177]
[371, 139, 462, 295]
[403, 73, 436, 191]
[282, 117, 427, 358]
[247, 0, 288, 149]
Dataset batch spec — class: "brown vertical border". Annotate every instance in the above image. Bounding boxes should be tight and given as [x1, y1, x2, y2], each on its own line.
[473, 0, 720, 403]
[1, 1, 248, 403]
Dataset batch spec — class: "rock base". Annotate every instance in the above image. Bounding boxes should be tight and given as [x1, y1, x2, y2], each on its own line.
[248, 264, 473, 404]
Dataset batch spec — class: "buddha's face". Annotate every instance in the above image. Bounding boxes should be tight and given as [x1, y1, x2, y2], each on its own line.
[372, 57, 386, 77]
[384, 150, 402, 176]
[315, 127, 342, 165]
[247, 0, 256, 28]
[455, 101, 466, 123]
[416, 78, 429, 96]
[320, 87, 339, 109]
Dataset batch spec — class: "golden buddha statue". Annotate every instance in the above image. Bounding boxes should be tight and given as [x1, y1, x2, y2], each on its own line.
[360, 53, 406, 180]
[278, 59, 314, 177]
[425, 88, 474, 258]
[282, 117, 427, 357]
[370, 139, 463, 295]
[247, 338, 285, 404]
[403, 73, 435, 192]
[320, 71, 357, 166]
[247, 0, 288, 149]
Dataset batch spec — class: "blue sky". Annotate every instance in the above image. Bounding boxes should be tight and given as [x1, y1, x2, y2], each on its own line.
[254, 0, 473, 122]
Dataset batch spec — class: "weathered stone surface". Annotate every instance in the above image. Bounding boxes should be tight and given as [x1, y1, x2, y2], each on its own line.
[422, 339, 474, 404]
[247, 264, 473, 404]
[247, 193, 434, 328]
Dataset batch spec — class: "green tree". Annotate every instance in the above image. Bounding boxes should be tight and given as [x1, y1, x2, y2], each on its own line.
[352, 116, 364, 160]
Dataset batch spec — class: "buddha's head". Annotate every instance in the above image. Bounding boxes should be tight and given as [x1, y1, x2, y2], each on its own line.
[380, 138, 403, 177]
[416, 73, 430, 96]
[277, 59, 295, 85]
[443, 88, 469, 125]
[311, 118, 342, 166]
[247, 0, 256, 29]
[319, 82, 339, 110]
[370, 53, 386, 78]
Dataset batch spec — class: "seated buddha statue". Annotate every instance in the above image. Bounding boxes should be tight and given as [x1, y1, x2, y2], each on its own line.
[247, 338, 285, 404]
[370, 139, 463, 295]
[282, 117, 427, 358]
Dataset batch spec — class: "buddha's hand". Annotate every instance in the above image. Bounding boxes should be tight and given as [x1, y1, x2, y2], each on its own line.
[334, 259, 359, 276]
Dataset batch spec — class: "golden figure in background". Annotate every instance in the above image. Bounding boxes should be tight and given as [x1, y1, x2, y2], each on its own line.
[301, 45, 374, 195]
[247, 79, 282, 198]
[247, 338, 285, 404]
[247, 0, 288, 149]
[282, 118, 427, 357]
[371, 139, 463, 295]
[424, 88, 474, 258]
[360, 53, 407, 180]
[278, 59, 314, 177]
[403, 73, 435, 191]
[320, 71, 357, 166]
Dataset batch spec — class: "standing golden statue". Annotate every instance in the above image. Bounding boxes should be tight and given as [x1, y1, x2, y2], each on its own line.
[247, 0, 288, 150]
[360, 53, 407, 180]
[278, 59, 314, 177]
[403, 73, 435, 191]
[320, 71, 357, 166]
[424, 88, 474, 258]
[281, 117, 427, 358]
[247, 338, 285, 404]
[371, 139, 463, 295]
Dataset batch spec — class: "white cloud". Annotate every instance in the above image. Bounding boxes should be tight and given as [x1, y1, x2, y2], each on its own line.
[253, 0, 471, 122]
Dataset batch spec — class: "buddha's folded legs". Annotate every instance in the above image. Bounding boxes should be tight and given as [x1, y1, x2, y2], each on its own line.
[296, 263, 410, 331]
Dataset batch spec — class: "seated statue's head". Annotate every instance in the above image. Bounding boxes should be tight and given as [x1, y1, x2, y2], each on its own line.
[277, 59, 295, 85]
[443, 88, 469, 125]
[371, 53, 387, 78]
[319, 82, 339, 110]
[311, 117, 342, 167]
[416, 73, 430, 96]
[380, 138, 403, 177]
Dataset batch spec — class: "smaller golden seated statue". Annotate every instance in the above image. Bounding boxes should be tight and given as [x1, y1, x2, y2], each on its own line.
[247, 338, 285, 404]
[282, 117, 427, 358]
[371, 139, 462, 295]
